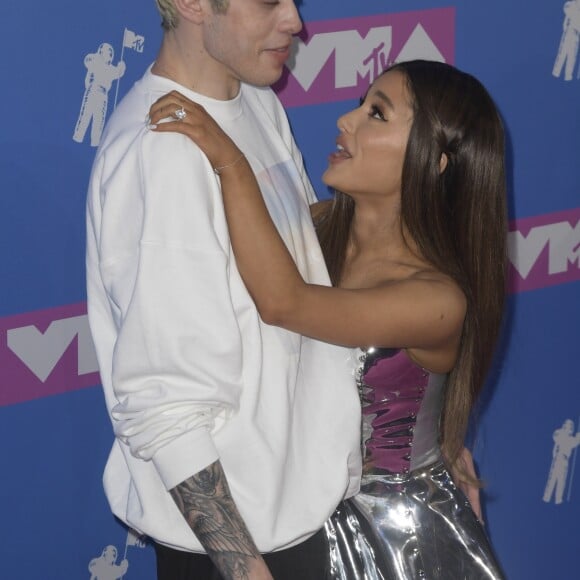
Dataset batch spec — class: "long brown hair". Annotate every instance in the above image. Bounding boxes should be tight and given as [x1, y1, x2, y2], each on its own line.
[316, 60, 507, 466]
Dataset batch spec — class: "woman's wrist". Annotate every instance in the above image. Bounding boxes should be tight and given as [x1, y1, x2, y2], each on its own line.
[213, 153, 246, 176]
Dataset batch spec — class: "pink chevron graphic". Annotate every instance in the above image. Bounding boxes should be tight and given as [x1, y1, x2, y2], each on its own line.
[508, 208, 580, 293]
[275, 8, 455, 107]
[0, 302, 100, 407]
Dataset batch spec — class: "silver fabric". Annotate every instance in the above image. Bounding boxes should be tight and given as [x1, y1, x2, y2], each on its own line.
[409, 373, 445, 471]
[325, 462, 505, 580]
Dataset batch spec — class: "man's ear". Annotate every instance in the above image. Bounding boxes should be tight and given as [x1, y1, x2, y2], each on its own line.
[173, 0, 206, 24]
[439, 152, 448, 174]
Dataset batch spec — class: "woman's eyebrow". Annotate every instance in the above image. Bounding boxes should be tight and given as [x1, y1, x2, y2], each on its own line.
[372, 89, 395, 111]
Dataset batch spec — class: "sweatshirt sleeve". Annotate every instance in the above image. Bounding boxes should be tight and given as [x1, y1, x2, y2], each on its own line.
[97, 129, 242, 490]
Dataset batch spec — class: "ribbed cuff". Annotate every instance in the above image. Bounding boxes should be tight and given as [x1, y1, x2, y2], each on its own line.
[152, 428, 220, 490]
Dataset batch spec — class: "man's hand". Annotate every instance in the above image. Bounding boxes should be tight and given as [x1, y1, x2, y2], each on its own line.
[450, 447, 483, 523]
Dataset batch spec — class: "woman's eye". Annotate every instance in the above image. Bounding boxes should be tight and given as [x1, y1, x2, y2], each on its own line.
[369, 105, 386, 121]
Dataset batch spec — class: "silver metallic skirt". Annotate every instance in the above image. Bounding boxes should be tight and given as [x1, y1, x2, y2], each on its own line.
[324, 462, 505, 579]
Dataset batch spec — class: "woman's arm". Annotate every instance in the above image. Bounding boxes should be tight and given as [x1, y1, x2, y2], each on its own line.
[148, 93, 464, 364]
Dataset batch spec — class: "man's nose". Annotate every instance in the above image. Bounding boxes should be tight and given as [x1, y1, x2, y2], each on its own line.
[280, 1, 303, 36]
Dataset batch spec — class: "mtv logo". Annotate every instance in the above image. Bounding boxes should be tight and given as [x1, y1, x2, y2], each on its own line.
[123, 28, 145, 53]
[508, 209, 580, 293]
[276, 8, 455, 107]
[7, 315, 98, 382]
[0, 304, 100, 406]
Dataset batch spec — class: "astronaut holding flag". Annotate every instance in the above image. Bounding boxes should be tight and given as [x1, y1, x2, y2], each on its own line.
[72, 42, 126, 147]
[553, 0, 580, 81]
[73, 28, 144, 147]
[124, 527, 147, 552]
[543, 418, 580, 504]
[88, 545, 128, 580]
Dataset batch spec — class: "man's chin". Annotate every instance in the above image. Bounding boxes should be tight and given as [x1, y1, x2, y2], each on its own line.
[248, 72, 284, 88]
[238, 60, 286, 88]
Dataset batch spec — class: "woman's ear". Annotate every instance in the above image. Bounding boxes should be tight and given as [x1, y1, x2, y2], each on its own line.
[439, 152, 448, 174]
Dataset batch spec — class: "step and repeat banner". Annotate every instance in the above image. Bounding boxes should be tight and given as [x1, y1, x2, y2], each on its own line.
[1, 1, 579, 578]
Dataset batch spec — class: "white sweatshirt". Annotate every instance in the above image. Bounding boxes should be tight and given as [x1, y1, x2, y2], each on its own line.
[86, 67, 361, 553]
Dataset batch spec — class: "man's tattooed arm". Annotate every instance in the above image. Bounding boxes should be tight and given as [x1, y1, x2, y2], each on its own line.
[170, 460, 273, 580]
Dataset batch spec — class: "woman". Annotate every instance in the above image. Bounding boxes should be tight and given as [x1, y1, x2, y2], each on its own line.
[149, 60, 506, 579]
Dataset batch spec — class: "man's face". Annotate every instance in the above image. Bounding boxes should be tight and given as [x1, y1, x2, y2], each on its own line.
[202, 0, 302, 87]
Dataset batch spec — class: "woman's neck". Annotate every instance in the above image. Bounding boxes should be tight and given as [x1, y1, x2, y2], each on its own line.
[341, 198, 427, 288]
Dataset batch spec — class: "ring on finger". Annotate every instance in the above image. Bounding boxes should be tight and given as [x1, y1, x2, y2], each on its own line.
[174, 106, 187, 121]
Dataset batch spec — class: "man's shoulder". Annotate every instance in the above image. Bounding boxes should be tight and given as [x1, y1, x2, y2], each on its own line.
[97, 75, 153, 154]
[241, 84, 293, 144]
[110, 79, 148, 123]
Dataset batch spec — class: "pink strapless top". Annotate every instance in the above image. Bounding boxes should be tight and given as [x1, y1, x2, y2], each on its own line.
[357, 347, 446, 475]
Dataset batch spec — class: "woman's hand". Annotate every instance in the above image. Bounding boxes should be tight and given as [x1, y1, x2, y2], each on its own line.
[148, 90, 244, 173]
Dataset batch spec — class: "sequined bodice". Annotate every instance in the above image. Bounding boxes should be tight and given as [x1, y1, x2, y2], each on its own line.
[357, 348, 446, 475]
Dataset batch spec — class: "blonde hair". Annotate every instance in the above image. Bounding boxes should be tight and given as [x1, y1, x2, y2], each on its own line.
[155, 0, 229, 30]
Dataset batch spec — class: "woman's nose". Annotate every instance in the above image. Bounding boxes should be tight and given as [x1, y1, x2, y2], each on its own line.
[337, 108, 357, 133]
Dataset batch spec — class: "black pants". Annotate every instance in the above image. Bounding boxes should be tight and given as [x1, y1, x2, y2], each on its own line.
[154, 528, 330, 579]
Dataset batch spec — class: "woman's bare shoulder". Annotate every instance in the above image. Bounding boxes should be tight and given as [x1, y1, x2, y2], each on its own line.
[406, 269, 467, 312]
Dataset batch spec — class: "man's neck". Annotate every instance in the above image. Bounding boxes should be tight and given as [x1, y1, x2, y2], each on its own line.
[153, 32, 241, 101]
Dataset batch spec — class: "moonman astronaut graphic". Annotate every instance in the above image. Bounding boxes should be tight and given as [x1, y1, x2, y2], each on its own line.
[553, 0, 580, 81]
[73, 43, 126, 147]
[88, 545, 128, 580]
[543, 419, 580, 504]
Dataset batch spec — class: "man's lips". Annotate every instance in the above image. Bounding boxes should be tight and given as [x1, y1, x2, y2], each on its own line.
[265, 45, 291, 56]
[270, 44, 291, 52]
[262, 45, 291, 66]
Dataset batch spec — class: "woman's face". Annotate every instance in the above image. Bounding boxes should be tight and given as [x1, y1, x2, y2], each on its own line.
[322, 70, 414, 200]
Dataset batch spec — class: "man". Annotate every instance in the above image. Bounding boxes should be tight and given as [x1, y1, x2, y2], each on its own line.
[85, 1, 362, 578]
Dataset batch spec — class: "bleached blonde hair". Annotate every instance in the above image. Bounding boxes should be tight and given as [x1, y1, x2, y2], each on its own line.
[155, 0, 229, 30]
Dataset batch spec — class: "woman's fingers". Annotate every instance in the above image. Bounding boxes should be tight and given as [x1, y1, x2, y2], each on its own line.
[149, 91, 198, 122]
[147, 91, 242, 169]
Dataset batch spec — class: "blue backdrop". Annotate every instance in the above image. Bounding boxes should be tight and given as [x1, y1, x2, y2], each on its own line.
[1, 1, 579, 578]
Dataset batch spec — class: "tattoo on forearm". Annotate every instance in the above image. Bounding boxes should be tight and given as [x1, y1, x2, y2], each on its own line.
[170, 461, 261, 579]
